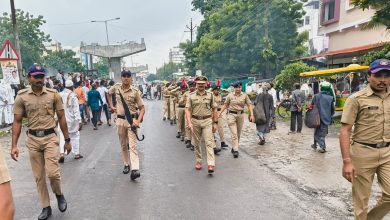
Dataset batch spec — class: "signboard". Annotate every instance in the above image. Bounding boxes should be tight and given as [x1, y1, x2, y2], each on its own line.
[0, 39, 19, 60]
[0, 60, 20, 84]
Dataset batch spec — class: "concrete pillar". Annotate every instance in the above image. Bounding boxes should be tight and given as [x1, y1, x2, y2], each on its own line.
[108, 57, 122, 81]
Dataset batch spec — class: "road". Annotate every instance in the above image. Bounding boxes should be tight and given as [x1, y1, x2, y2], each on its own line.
[5, 100, 346, 220]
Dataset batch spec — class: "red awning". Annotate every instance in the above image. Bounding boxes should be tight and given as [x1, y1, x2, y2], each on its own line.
[310, 43, 387, 58]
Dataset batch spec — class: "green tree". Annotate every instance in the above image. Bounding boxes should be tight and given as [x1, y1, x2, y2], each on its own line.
[0, 10, 51, 69]
[156, 63, 185, 80]
[43, 49, 84, 73]
[274, 62, 315, 91]
[179, 41, 197, 75]
[353, 0, 390, 29]
[146, 73, 158, 82]
[94, 58, 109, 78]
[191, 0, 227, 15]
[362, 44, 390, 64]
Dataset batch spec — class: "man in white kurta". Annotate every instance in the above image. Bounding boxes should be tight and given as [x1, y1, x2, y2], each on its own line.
[0, 80, 8, 126]
[5, 83, 15, 125]
[58, 80, 83, 163]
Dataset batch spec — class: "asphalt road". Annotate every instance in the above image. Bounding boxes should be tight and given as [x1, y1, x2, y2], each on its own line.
[7, 100, 345, 220]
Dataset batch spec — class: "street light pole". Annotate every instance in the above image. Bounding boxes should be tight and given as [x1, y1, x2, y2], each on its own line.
[91, 17, 120, 45]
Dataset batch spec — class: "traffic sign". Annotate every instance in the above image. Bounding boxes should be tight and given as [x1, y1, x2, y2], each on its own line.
[0, 39, 19, 61]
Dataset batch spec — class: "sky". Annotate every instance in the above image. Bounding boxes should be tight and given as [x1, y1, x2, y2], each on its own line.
[1, 0, 202, 73]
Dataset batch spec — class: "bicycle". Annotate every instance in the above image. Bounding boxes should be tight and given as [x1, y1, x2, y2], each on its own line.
[276, 98, 292, 118]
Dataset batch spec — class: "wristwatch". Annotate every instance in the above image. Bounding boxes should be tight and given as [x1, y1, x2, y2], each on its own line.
[65, 137, 71, 143]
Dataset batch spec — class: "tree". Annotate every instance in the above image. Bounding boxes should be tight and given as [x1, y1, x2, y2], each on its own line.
[362, 44, 390, 64]
[274, 62, 315, 91]
[191, 0, 227, 15]
[353, 0, 390, 29]
[43, 49, 84, 73]
[156, 62, 185, 80]
[94, 58, 109, 78]
[146, 74, 158, 82]
[179, 41, 197, 75]
[0, 10, 51, 69]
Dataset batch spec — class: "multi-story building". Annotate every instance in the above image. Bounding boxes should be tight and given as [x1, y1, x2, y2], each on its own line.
[313, 0, 389, 67]
[169, 47, 185, 64]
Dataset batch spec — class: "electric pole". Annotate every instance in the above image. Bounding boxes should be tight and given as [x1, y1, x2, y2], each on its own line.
[186, 18, 197, 44]
[10, 0, 23, 82]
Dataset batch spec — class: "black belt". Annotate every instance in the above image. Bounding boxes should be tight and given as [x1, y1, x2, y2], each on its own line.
[228, 110, 243, 114]
[178, 105, 185, 108]
[28, 128, 55, 137]
[192, 115, 212, 120]
[355, 141, 390, 148]
[117, 115, 137, 120]
[217, 108, 221, 111]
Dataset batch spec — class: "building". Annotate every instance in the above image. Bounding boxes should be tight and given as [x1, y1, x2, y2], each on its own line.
[314, 0, 389, 67]
[298, 0, 328, 55]
[169, 47, 185, 64]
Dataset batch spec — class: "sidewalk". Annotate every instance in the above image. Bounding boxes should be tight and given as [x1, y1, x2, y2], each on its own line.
[222, 117, 384, 218]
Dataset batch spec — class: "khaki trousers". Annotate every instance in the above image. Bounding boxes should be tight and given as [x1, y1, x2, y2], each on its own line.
[227, 113, 245, 151]
[215, 110, 225, 142]
[169, 99, 176, 121]
[25, 133, 62, 208]
[116, 118, 140, 170]
[351, 142, 390, 220]
[163, 98, 169, 119]
[191, 118, 215, 166]
[185, 118, 192, 142]
[176, 107, 185, 135]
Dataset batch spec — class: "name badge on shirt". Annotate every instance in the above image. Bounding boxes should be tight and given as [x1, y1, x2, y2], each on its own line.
[368, 106, 379, 110]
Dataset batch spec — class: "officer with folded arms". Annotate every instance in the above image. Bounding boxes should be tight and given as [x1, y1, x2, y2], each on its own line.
[340, 59, 390, 220]
[11, 64, 71, 220]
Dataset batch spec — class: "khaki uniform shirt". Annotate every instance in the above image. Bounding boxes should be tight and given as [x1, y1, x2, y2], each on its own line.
[224, 92, 251, 111]
[108, 84, 144, 115]
[214, 94, 223, 109]
[177, 91, 186, 107]
[13, 87, 63, 130]
[186, 91, 217, 117]
[163, 87, 170, 98]
[341, 86, 390, 144]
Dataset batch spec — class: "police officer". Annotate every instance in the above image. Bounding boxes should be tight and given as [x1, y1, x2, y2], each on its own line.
[11, 64, 70, 220]
[108, 70, 145, 181]
[169, 83, 179, 125]
[185, 76, 218, 173]
[212, 84, 229, 149]
[176, 83, 187, 141]
[340, 59, 390, 220]
[162, 83, 170, 120]
[219, 81, 254, 158]
[0, 143, 14, 220]
[183, 81, 196, 150]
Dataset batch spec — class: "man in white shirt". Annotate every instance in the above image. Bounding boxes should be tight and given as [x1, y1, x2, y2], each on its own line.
[4, 82, 14, 125]
[58, 80, 83, 163]
[96, 80, 111, 126]
[82, 81, 91, 122]
[0, 80, 8, 127]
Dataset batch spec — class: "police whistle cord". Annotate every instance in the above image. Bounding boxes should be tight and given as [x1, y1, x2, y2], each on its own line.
[119, 91, 145, 141]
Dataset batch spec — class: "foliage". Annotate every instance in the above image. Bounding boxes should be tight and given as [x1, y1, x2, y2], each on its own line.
[146, 73, 158, 82]
[188, 0, 307, 79]
[94, 58, 109, 77]
[0, 10, 51, 70]
[43, 49, 84, 73]
[191, 0, 227, 15]
[156, 62, 185, 80]
[274, 61, 315, 91]
[362, 44, 390, 64]
[352, 0, 390, 29]
[179, 41, 197, 75]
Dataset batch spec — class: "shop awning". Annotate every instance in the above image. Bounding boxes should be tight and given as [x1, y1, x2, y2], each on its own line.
[300, 65, 369, 77]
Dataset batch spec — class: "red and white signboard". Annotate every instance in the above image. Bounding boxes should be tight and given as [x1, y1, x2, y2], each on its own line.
[0, 40, 20, 84]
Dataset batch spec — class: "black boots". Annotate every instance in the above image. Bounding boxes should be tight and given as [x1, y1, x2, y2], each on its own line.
[38, 206, 52, 220]
[56, 194, 67, 212]
[130, 170, 141, 180]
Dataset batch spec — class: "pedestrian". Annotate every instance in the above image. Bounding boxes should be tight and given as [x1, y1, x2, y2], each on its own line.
[107, 70, 145, 181]
[74, 82, 87, 124]
[218, 81, 255, 158]
[268, 83, 277, 130]
[339, 59, 390, 220]
[183, 81, 196, 150]
[254, 83, 274, 145]
[11, 64, 70, 220]
[289, 83, 305, 134]
[58, 80, 83, 163]
[311, 81, 335, 153]
[87, 83, 103, 130]
[97, 80, 111, 126]
[185, 76, 218, 173]
[0, 80, 8, 127]
[81, 81, 91, 123]
[0, 143, 15, 220]
[212, 84, 228, 149]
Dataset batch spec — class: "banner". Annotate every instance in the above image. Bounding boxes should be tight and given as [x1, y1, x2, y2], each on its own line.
[0, 60, 20, 84]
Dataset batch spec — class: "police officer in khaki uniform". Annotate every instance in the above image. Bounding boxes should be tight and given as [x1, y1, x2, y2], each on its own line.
[169, 84, 179, 125]
[340, 59, 390, 220]
[183, 81, 196, 150]
[11, 65, 70, 220]
[219, 81, 254, 158]
[162, 83, 170, 120]
[212, 84, 229, 149]
[0, 144, 14, 220]
[185, 76, 218, 173]
[176, 83, 187, 141]
[108, 70, 145, 181]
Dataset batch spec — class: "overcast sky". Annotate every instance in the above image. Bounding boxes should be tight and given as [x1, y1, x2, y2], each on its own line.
[1, 0, 202, 72]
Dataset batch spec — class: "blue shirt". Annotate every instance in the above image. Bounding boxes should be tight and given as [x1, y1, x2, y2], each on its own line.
[312, 91, 335, 125]
[87, 90, 103, 111]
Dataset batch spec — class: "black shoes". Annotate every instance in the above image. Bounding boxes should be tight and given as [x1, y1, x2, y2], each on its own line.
[259, 138, 265, 145]
[190, 145, 194, 151]
[123, 165, 130, 174]
[186, 141, 191, 148]
[176, 133, 181, 138]
[231, 149, 239, 158]
[181, 136, 185, 142]
[170, 120, 174, 125]
[214, 148, 221, 154]
[58, 155, 64, 163]
[163, 117, 166, 121]
[130, 170, 141, 180]
[38, 206, 52, 220]
[221, 142, 228, 148]
[56, 194, 67, 212]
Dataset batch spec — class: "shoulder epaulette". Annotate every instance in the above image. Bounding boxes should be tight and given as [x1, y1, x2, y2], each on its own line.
[46, 88, 58, 93]
[17, 88, 28, 95]
[350, 89, 366, 99]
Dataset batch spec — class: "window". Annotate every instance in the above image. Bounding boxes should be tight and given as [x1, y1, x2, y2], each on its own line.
[345, 0, 355, 10]
[321, 0, 340, 25]
[305, 16, 310, 25]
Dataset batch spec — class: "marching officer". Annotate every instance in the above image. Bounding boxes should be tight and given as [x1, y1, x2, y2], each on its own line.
[107, 70, 145, 181]
[183, 81, 196, 150]
[219, 81, 254, 158]
[212, 84, 229, 149]
[340, 59, 390, 219]
[11, 64, 70, 220]
[162, 83, 170, 120]
[176, 82, 187, 141]
[169, 83, 179, 125]
[185, 76, 218, 173]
